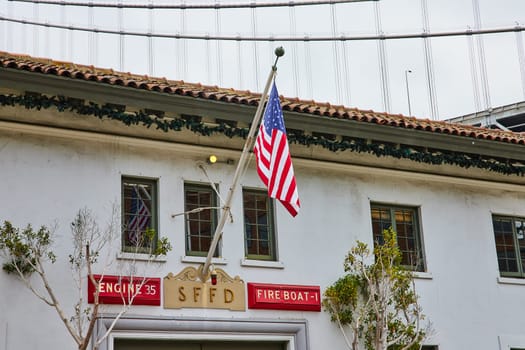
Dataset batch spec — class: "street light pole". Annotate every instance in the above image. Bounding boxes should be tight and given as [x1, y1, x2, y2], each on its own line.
[405, 69, 412, 116]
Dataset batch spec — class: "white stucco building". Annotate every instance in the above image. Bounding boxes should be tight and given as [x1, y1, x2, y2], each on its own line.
[1, 51, 525, 350]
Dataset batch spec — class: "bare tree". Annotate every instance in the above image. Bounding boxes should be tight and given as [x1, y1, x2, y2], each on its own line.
[323, 228, 430, 350]
[0, 206, 171, 350]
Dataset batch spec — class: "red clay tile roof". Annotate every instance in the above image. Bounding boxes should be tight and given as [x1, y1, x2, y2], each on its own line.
[1, 51, 525, 145]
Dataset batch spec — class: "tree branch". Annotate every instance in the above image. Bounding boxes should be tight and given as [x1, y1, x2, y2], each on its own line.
[38, 258, 82, 345]
[326, 299, 355, 350]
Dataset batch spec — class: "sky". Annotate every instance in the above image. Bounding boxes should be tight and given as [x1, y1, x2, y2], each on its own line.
[1, 0, 525, 120]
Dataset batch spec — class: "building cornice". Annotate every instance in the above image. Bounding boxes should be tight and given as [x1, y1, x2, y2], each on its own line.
[1, 119, 524, 190]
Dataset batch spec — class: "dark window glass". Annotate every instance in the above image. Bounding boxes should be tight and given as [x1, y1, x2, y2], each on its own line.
[122, 177, 157, 253]
[371, 204, 425, 271]
[185, 183, 218, 257]
[243, 189, 276, 261]
[493, 215, 525, 277]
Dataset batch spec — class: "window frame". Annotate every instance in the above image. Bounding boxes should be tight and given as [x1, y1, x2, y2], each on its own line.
[121, 176, 158, 254]
[492, 214, 525, 278]
[242, 187, 277, 261]
[370, 202, 426, 272]
[184, 182, 219, 257]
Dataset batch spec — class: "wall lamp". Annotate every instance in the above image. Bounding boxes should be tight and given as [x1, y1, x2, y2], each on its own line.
[207, 155, 234, 165]
[208, 155, 218, 164]
[210, 268, 218, 285]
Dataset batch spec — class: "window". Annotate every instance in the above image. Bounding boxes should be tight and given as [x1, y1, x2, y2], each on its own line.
[370, 203, 425, 271]
[493, 215, 525, 277]
[243, 188, 276, 261]
[122, 177, 158, 253]
[185, 183, 219, 257]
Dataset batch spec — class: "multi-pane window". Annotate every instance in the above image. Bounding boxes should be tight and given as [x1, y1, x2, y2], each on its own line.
[185, 183, 218, 257]
[243, 189, 276, 261]
[370, 203, 425, 271]
[122, 177, 157, 253]
[493, 215, 525, 277]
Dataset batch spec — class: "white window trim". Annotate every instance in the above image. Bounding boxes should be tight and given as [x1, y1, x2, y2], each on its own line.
[181, 255, 227, 265]
[95, 315, 308, 350]
[497, 276, 525, 285]
[412, 271, 433, 280]
[241, 258, 284, 269]
[241, 258, 285, 269]
[116, 252, 167, 262]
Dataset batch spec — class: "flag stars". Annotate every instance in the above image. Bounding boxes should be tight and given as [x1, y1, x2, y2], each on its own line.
[264, 93, 286, 134]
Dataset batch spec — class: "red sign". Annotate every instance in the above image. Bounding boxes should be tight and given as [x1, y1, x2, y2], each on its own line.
[88, 274, 161, 306]
[247, 283, 321, 311]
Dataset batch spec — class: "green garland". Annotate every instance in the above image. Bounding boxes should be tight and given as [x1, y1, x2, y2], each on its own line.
[1, 93, 523, 176]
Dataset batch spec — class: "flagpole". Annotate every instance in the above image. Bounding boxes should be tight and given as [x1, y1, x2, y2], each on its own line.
[200, 47, 285, 282]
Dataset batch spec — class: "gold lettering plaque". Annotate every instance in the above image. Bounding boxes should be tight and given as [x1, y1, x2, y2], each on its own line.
[164, 266, 245, 311]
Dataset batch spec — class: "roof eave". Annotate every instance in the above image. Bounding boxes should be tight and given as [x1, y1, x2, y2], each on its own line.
[1, 67, 524, 162]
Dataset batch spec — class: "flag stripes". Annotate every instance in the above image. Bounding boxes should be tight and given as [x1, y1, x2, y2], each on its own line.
[254, 82, 300, 217]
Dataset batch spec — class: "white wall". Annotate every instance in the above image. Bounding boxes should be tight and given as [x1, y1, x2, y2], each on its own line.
[1, 128, 524, 350]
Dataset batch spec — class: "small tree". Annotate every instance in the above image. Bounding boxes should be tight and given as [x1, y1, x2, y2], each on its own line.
[323, 228, 428, 350]
[0, 207, 171, 350]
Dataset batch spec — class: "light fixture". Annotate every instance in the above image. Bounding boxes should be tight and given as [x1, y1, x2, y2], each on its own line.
[206, 155, 234, 165]
[210, 268, 218, 285]
[207, 155, 218, 164]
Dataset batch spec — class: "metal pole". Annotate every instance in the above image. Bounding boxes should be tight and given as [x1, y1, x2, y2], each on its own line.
[200, 47, 285, 282]
[405, 69, 412, 116]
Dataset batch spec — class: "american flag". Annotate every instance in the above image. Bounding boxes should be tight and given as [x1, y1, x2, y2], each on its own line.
[127, 186, 151, 246]
[254, 82, 300, 217]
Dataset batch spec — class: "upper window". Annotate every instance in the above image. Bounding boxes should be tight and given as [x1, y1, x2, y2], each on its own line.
[184, 183, 219, 257]
[370, 203, 425, 271]
[121, 177, 158, 253]
[493, 215, 525, 278]
[243, 188, 276, 261]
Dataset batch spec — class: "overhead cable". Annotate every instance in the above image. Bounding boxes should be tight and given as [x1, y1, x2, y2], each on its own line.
[251, 4, 259, 89]
[330, 1, 342, 104]
[32, 3, 39, 55]
[374, 1, 390, 112]
[6, 0, 378, 10]
[421, 0, 439, 120]
[467, 30, 481, 112]
[472, 0, 491, 110]
[515, 28, 525, 100]
[148, 0, 154, 76]
[289, 4, 299, 97]
[214, 0, 223, 86]
[2, 16, 523, 42]
[118, 3, 124, 70]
